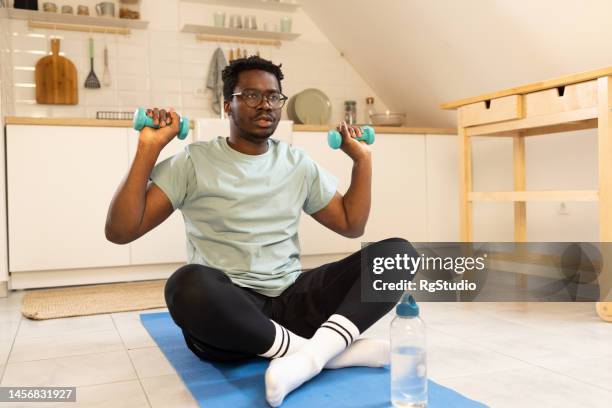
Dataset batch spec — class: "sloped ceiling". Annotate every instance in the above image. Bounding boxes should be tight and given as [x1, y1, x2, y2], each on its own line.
[301, 0, 612, 127]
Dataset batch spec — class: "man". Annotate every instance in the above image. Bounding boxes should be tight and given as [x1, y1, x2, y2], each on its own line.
[105, 56, 416, 406]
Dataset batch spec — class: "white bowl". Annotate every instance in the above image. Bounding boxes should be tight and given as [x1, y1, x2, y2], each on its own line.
[370, 112, 406, 127]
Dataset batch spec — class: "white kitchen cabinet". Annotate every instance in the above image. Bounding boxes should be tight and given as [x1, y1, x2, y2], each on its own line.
[127, 130, 188, 265]
[3, 123, 448, 285]
[292, 132, 358, 255]
[292, 132, 429, 255]
[6, 125, 131, 272]
[426, 135, 459, 241]
[363, 134, 428, 243]
[0, 116, 7, 292]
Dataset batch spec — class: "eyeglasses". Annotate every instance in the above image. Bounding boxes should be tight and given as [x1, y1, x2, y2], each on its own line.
[231, 89, 288, 109]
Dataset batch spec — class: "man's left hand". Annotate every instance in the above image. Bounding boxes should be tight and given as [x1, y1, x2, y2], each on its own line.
[336, 121, 372, 162]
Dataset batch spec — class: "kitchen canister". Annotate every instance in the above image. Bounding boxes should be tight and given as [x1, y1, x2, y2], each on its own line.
[14, 0, 39, 10]
[280, 16, 292, 33]
[344, 100, 357, 125]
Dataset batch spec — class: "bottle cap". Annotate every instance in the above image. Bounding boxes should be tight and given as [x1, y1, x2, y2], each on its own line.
[396, 293, 419, 317]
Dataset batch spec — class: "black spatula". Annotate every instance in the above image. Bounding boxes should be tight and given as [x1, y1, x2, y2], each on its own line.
[84, 37, 100, 89]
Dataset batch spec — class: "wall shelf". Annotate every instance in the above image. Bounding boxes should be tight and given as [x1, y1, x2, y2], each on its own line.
[181, 24, 300, 41]
[6, 8, 149, 31]
[181, 0, 300, 12]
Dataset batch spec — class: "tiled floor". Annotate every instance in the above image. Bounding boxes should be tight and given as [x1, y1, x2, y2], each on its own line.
[1, 291, 611, 407]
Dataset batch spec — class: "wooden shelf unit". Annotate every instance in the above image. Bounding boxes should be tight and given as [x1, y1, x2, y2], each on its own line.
[468, 190, 599, 203]
[442, 67, 612, 321]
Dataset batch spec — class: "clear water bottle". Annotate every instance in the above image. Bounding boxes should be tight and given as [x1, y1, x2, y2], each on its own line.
[390, 294, 427, 408]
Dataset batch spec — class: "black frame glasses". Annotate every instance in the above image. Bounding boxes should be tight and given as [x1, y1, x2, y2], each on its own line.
[231, 89, 288, 109]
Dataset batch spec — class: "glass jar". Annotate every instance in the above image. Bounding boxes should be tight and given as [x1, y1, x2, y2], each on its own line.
[280, 16, 292, 33]
[213, 11, 226, 28]
[365, 96, 375, 124]
[344, 100, 357, 125]
[119, 0, 141, 20]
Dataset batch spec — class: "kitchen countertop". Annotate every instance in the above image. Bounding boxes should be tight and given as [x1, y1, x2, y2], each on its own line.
[292, 124, 455, 134]
[4, 117, 456, 135]
[4, 117, 176, 128]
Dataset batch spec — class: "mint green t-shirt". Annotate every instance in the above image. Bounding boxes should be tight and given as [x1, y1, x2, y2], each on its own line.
[149, 136, 338, 297]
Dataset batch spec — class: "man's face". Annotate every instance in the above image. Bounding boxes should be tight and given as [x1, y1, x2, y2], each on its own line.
[225, 69, 282, 141]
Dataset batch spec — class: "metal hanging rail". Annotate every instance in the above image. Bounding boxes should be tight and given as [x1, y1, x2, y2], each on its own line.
[28, 20, 131, 35]
[195, 34, 281, 47]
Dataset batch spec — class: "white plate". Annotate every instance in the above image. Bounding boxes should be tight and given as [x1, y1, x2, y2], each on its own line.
[286, 94, 301, 124]
[294, 88, 331, 125]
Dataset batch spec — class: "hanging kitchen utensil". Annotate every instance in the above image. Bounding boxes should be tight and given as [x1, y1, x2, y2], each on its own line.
[229, 48, 234, 62]
[102, 36, 111, 87]
[84, 37, 101, 89]
[236, 47, 242, 58]
[35, 38, 78, 104]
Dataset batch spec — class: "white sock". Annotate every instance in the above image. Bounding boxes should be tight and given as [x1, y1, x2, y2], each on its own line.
[259, 320, 307, 359]
[259, 319, 390, 368]
[325, 337, 390, 369]
[265, 314, 360, 407]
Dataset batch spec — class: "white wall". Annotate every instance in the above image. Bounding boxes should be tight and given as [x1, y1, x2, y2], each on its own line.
[0, 12, 9, 285]
[301, 0, 612, 127]
[6, 0, 388, 123]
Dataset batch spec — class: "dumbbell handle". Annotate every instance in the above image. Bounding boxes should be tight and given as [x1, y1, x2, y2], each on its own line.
[327, 125, 375, 149]
[132, 107, 190, 140]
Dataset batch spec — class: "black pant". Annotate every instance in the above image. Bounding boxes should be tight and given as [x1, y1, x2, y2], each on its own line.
[164, 237, 417, 362]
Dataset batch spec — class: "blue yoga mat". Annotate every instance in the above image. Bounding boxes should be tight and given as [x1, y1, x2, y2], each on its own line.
[141, 312, 488, 408]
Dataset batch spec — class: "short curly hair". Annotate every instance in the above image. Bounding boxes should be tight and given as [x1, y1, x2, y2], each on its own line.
[222, 56, 284, 101]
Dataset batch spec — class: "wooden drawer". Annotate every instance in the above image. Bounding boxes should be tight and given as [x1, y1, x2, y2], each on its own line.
[525, 80, 597, 117]
[459, 94, 523, 127]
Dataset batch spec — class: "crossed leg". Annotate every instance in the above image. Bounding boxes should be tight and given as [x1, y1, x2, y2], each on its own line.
[164, 237, 418, 406]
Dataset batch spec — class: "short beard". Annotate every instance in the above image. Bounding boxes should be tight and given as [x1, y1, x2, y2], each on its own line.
[231, 113, 277, 142]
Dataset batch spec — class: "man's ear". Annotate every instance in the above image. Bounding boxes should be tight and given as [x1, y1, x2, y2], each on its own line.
[223, 100, 231, 116]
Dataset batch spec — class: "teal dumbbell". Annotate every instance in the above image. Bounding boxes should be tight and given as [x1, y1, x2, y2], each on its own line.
[133, 107, 189, 140]
[327, 126, 375, 149]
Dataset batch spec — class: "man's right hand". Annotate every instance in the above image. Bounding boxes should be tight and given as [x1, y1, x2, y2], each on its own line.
[138, 107, 181, 149]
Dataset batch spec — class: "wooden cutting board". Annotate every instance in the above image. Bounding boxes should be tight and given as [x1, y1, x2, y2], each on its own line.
[35, 39, 78, 105]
